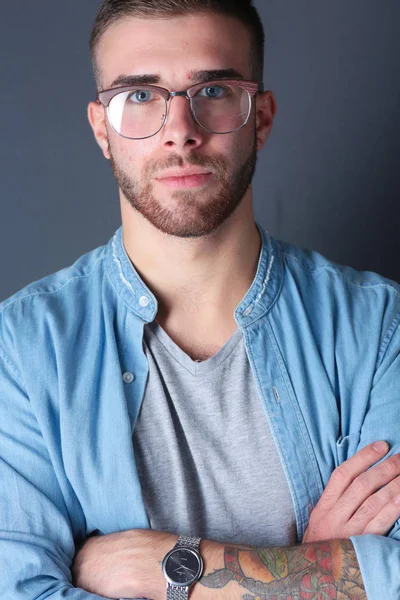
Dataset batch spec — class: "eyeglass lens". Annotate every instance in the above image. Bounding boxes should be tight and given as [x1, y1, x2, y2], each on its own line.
[107, 84, 251, 139]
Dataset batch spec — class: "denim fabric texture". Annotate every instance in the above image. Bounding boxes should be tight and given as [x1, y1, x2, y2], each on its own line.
[1, 224, 400, 599]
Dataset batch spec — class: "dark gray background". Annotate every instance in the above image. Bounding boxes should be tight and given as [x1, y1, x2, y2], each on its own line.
[1, 1, 399, 301]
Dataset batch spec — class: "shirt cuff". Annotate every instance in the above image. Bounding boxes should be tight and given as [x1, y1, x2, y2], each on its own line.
[351, 533, 400, 599]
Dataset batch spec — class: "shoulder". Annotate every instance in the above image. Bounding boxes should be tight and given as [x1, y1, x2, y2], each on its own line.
[277, 238, 400, 296]
[274, 238, 400, 353]
[0, 241, 108, 363]
[1, 243, 107, 312]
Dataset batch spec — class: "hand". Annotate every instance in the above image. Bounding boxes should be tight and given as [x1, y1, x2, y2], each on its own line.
[303, 440, 400, 543]
[72, 529, 178, 599]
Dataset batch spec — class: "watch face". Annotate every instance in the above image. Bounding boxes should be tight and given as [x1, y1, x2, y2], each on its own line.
[163, 548, 202, 586]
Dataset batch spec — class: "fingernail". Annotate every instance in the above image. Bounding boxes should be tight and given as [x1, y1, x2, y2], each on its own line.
[394, 495, 400, 506]
[373, 441, 388, 452]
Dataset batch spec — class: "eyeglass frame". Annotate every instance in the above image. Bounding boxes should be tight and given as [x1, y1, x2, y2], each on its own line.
[96, 79, 263, 140]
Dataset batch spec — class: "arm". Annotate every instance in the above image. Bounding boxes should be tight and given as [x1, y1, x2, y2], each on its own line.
[346, 316, 400, 599]
[206, 311, 400, 600]
[198, 537, 364, 599]
[209, 316, 400, 600]
[73, 441, 400, 599]
[0, 347, 110, 599]
[73, 530, 365, 599]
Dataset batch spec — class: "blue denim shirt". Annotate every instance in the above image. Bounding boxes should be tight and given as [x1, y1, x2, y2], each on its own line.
[1, 224, 400, 599]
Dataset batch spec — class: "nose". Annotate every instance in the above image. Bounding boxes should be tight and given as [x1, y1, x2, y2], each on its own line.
[159, 95, 205, 150]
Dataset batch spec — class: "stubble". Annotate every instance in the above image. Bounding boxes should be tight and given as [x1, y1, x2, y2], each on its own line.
[108, 137, 258, 238]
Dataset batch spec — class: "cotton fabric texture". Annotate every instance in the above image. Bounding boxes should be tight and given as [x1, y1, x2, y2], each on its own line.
[134, 320, 296, 547]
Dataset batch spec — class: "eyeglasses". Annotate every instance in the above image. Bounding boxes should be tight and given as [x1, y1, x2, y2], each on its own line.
[97, 79, 262, 140]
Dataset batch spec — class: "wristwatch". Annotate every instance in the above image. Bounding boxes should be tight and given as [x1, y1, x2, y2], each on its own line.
[161, 535, 203, 599]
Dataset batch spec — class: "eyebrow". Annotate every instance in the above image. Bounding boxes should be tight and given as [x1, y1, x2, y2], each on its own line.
[108, 68, 245, 89]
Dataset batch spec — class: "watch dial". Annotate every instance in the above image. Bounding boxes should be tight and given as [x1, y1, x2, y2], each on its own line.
[165, 549, 201, 585]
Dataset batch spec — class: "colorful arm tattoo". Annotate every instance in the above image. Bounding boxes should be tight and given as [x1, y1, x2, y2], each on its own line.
[200, 539, 366, 599]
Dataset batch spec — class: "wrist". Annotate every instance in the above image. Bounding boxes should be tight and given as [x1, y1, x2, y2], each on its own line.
[191, 539, 227, 600]
[160, 534, 203, 600]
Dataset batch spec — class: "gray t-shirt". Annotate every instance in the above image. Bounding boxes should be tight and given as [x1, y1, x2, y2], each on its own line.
[132, 321, 297, 547]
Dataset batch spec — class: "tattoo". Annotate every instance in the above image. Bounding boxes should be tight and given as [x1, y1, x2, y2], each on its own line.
[200, 540, 366, 599]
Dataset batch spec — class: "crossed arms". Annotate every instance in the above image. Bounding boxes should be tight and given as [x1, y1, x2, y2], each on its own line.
[2, 333, 400, 599]
[72, 441, 400, 599]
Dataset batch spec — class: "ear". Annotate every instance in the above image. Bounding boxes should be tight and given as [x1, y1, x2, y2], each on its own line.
[255, 90, 277, 151]
[88, 101, 111, 159]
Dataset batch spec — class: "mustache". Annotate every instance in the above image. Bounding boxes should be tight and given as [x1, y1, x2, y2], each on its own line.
[144, 153, 227, 179]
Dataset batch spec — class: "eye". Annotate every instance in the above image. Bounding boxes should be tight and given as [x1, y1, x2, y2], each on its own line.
[198, 85, 228, 99]
[127, 89, 153, 103]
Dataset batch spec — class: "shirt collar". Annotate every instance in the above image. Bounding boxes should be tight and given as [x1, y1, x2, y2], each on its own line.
[106, 223, 282, 324]
[234, 223, 283, 327]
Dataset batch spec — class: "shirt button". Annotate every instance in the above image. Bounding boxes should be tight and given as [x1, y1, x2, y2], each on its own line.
[243, 305, 253, 317]
[139, 296, 150, 307]
[122, 372, 135, 384]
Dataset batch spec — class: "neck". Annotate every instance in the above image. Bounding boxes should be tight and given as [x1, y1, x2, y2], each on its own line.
[121, 191, 261, 325]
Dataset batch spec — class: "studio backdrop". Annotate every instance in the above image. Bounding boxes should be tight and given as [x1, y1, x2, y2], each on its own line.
[1, 0, 399, 300]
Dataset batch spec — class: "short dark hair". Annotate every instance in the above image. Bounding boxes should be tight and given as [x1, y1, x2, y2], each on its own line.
[90, 0, 265, 90]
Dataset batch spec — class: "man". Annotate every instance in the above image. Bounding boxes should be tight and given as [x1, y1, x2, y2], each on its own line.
[1, 1, 400, 598]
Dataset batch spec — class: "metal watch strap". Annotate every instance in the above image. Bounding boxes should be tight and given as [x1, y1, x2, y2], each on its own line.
[167, 584, 191, 600]
[166, 536, 201, 600]
[175, 535, 201, 551]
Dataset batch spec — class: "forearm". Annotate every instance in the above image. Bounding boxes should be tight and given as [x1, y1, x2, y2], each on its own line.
[72, 530, 368, 599]
[194, 538, 367, 600]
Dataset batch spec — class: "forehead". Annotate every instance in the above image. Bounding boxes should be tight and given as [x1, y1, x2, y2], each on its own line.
[96, 13, 252, 88]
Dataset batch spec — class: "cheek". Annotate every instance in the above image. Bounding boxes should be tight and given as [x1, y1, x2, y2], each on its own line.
[109, 133, 155, 169]
[210, 134, 238, 161]
[226, 131, 255, 166]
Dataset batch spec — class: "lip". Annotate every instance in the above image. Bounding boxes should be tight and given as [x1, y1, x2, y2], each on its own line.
[156, 169, 213, 189]
[156, 168, 212, 179]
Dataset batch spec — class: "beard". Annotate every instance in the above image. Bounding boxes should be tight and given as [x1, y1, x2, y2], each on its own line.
[108, 136, 258, 238]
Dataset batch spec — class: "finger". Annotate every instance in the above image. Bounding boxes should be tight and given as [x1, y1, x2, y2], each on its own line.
[362, 494, 400, 536]
[335, 452, 400, 523]
[347, 474, 400, 534]
[316, 441, 389, 512]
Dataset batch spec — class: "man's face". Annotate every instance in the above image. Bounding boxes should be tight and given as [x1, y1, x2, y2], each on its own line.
[90, 13, 273, 238]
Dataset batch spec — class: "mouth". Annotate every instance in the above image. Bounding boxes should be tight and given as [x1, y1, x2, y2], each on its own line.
[155, 172, 213, 189]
